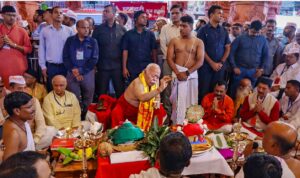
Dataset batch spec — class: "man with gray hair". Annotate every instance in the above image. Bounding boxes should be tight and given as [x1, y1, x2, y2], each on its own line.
[236, 121, 297, 178]
[111, 64, 171, 130]
[287, 28, 300, 64]
[282, 22, 297, 47]
[42, 75, 81, 130]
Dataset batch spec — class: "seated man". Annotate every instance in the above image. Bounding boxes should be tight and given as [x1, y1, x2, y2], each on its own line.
[130, 132, 192, 178]
[2, 92, 35, 160]
[0, 151, 53, 178]
[201, 81, 234, 133]
[23, 69, 48, 104]
[263, 121, 299, 177]
[234, 78, 252, 117]
[270, 44, 300, 99]
[236, 121, 296, 178]
[111, 64, 171, 131]
[42, 75, 81, 130]
[0, 166, 37, 178]
[240, 77, 280, 137]
[280, 80, 300, 139]
[243, 153, 282, 178]
[0, 76, 56, 150]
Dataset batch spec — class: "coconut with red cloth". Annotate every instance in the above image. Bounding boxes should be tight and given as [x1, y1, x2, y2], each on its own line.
[181, 105, 212, 152]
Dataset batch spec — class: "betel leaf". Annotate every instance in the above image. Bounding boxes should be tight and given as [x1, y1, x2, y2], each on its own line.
[152, 116, 159, 132]
[216, 135, 223, 148]
[137, 117, 170, 166]
[63, 156, 73, 165]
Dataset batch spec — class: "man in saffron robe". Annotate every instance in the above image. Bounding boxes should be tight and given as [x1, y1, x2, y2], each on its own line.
[111, 64, 171, 131]
[202, 81, 234, 133]
[234, 78, 252, 117]
[240, 77, 280, 138]
[0, 6, 32, 87]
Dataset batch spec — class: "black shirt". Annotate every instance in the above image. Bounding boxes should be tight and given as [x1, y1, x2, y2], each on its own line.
[121, 28, 157, 75]
[197, 23, 230, 63]
[92, 22, 126, 70]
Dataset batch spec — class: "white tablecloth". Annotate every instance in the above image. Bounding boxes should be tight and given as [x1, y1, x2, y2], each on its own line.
[182, 147, 234, 176]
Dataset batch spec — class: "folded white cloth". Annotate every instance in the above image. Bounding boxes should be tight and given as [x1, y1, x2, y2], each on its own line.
[110, 150, 148, 164]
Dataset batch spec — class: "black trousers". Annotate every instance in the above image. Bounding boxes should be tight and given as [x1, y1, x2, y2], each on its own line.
[96, 68, 124, 98]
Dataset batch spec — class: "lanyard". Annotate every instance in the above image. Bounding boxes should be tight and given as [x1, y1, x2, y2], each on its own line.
[280, 64, 289, 76]
[53, 93, 67, 107]
[0, 24, 15, 36]
[284, 98, 299, 114]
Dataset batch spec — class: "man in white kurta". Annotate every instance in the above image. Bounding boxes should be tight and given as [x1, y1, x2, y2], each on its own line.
[270, 43, 300, 99]
[280, 80, 300, 140]
[166, 16, 204, 125]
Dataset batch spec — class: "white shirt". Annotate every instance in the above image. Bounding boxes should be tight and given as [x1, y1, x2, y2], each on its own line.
[235, 156, 295, 178]
[271, 62, 300, 88]
[129, 168, 166, 178]
[280, 94, 300, 139]
[38, 24, 74, 69]
[159, 23, 180, 59]
[229, 34, 235, 42]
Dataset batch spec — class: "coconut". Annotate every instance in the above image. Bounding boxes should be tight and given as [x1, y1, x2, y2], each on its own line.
[98, 142, 113, 157]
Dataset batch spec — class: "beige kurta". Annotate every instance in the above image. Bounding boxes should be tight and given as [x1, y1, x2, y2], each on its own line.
[42, 90, 81, 130]
[129, 168, 166, 178]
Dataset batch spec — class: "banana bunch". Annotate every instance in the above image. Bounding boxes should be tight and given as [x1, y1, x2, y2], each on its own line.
[58, 147, 97, 165]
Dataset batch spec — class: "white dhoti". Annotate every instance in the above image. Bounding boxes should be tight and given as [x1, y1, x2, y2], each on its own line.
[24, 122, 36, 151]
[170, 64, 198, 125]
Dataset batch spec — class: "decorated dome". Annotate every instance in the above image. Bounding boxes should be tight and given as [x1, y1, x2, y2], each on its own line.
[185, 105, 204, 123]
[182, 123, 204, 137]
[112, 120, 144, 145]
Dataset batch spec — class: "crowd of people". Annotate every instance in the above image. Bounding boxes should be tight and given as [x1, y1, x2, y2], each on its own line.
[0, 2, 300, 177]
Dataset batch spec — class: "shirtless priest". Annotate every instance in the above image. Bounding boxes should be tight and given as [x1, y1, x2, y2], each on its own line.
[167, 15, 204, 125]
[2, 91, 35, 160]
[111, 64, 171, 131]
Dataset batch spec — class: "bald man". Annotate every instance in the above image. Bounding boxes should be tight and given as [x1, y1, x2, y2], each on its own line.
[236, 121, 296, 178]
[234, 78, 252, 116]
[111, 64, 171, 131]
[63, 19, 98, 120]
[42, 75, 81, 130]
[263, 121, 299, 177]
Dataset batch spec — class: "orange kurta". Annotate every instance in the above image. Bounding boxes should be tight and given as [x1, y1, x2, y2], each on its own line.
[201, 93, 234, 130]
[0, 24, 32, 87]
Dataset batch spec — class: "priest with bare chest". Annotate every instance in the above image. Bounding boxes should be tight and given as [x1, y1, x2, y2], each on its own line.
[167, 15, 204, 125]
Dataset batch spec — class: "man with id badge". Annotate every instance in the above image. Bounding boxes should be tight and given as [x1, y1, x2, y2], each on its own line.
[0, 5, 32, 88]
[63, 19, 99, 120]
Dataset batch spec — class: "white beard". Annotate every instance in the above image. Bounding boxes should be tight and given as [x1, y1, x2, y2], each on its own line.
[236, 87, 251, 101]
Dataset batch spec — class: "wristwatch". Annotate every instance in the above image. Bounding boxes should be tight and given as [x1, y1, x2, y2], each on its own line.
[186, 70, 190, 76]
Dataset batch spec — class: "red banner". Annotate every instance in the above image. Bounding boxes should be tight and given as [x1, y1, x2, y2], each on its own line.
[113, 1, 167, 20]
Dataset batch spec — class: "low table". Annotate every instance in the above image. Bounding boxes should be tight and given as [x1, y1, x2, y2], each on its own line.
[53, 159, 97, 178]
[95, 148, 234, 178]
[96, 157, 151, 178]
